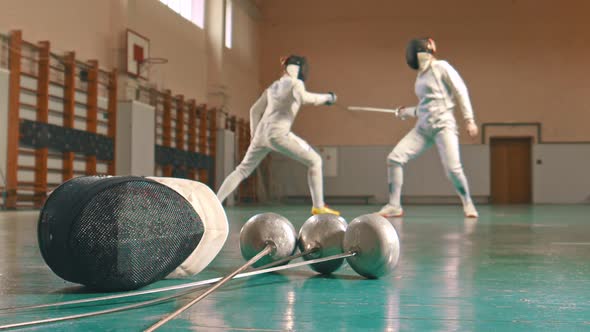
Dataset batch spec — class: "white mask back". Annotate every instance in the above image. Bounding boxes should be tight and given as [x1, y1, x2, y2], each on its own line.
[285, 64, 300, 79]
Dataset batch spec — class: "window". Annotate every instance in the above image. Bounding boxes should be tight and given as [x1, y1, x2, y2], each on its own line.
[224, 0, 233, 49]
[191, 0, 205, 28]
[159, 0, 205, 29]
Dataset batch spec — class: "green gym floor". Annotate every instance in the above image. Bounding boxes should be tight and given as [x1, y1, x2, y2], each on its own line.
[1, 204, 590, 331]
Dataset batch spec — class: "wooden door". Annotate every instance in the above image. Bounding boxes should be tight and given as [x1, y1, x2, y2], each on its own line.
[490, 137, 532, 204]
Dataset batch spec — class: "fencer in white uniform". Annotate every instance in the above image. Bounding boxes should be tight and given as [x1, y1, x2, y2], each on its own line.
[379, 38, 479, 218]
[217, 55, 341, 216]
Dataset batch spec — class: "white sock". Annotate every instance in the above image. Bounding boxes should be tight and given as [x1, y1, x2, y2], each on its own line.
[308, 165, 324, 208]
[216, 170, 245, 203]
[388, 163, 403, 207]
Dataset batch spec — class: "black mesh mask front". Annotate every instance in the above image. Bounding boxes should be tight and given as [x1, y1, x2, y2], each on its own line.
[38, 176, 204, 291]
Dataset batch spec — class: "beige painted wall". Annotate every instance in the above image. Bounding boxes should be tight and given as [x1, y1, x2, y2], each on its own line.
[0, 0, 124, 68]
[224, 2, 261, 118]
[259, 0, 590, 145]
[3, 0, 587, 140]
[0, 0, 260, 119]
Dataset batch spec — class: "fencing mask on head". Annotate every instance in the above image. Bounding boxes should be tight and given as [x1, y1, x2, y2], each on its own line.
[38, 176, 228, 291]
[283, 55, 309, 81]
[405, 38, 437, 70]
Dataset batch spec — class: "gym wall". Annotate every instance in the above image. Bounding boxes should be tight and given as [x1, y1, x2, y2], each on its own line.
[0, 0, 262, 119]
[259, 0, 590, 145]
[0, 0, 262, 208]
[257, 0, 590, 204]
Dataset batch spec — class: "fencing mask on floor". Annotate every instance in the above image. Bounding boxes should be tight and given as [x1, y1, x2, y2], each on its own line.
[38, 176, 228, 291]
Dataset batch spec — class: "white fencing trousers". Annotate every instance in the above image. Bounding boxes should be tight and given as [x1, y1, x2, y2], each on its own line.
[386, 127, 474, 207]
[217, 132, 325, 208]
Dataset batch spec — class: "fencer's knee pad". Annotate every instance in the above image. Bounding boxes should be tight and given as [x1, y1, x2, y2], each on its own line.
[387, 150, 406, 166]
[38, 176, 228, 291]
[386, 156, 404, 167]
[310, 153, 322, 169]
[305, 153, 322, 177]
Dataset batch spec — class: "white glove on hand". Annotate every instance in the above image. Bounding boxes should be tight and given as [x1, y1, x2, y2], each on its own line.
[395, 106, 416, 120]
[325, 92, 337, 106]
[465, 120, 479, 138]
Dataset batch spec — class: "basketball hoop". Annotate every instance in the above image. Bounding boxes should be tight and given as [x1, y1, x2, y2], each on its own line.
[140, 57, 168, 65]
[138, 57, 168, 82]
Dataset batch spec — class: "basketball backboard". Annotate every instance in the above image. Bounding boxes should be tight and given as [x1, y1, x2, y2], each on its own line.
[126, 29, 150, 79]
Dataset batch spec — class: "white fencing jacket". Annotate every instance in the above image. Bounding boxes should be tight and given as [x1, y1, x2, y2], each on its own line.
[249, 74, 332, 138]
[406, 60, 475, 131]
